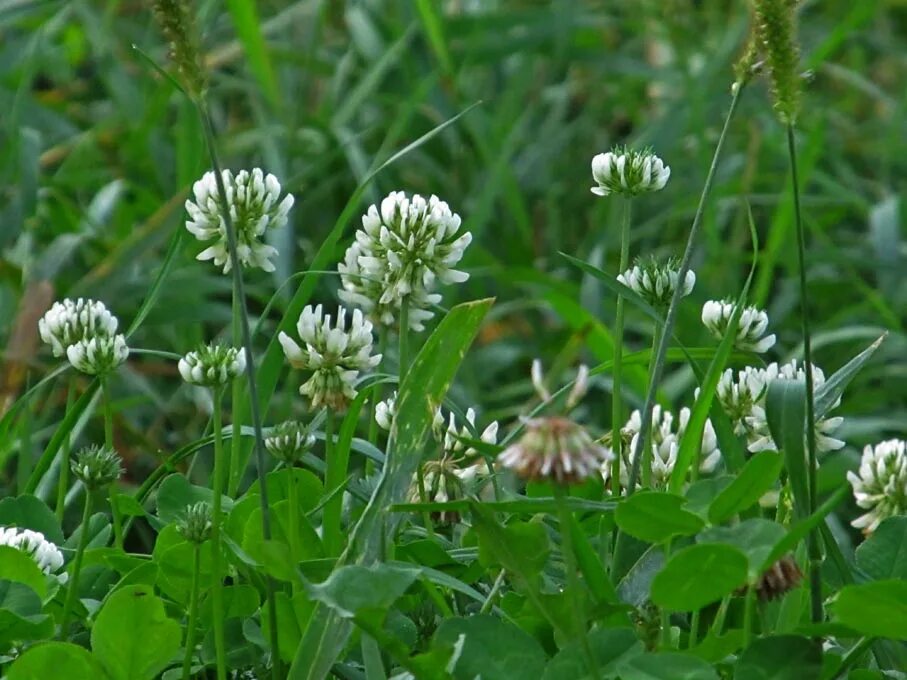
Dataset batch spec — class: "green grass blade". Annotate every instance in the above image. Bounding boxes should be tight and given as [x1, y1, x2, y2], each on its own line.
[225, 0, 281, 109]
[766, 378, 809, 521]
[814, 333, 886, 419]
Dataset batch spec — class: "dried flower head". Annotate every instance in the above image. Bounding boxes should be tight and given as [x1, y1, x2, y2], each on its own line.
[591, 147, 670, 197]
[338, 191, 472, 332]
[612, 405, 722, 490]
[618, 257, 696, 309]
[847, 439, 907, 534]
[185, 169, 294, 273]
[278, 304, 381, 411]
[745, 360, 844, 454]
[66, 334, 129, 375]
[38, 298, 118, 357]
[265, 420, 316, 465]
[754, 555, 802, 601]
[71, 444, 124, 490]
[498, 417, 611, 485]
[0, 527, 67, 584]
[151, 0, 207, 99]
[701, 299, 776, 353]
[178, 344, 246, 387]
[176, 502, 213, 545]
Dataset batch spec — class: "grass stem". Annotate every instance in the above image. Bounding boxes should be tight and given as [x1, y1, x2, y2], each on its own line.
[210, 387, 227, 680]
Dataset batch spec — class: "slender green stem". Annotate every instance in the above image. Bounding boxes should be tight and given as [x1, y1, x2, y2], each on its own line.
[554, 485, 599, 679]
[198, 103, 280, 677]
[102, 376, 123, 550]
[832, 636, 874, 679]
[610, 197, 632, 496]
[415, 464, 435, 539]
[787, 124, 823, 625]
[399, 300, 410, 382]
[688, 609, 700, 649]
[322, 410, 350, 556]
[660, 538, 672, 648]
[640, 322, 662, 489]
[742, 586, 756, 647]
[56, 378, 76, 523]
[210, 388, 227, 680]
[480, 569, 506, 615]
[181, 544, 202, 680]
[60, 491, 93, 637]
[286, 463, 301, 573]
[625, 85, 743, 495]
[228, 293, 241, 496]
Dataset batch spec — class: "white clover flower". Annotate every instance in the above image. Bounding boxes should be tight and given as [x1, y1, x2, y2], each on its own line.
[617, 257, 696, 308]
[701, 300, 777, 353]
[265, 421, 316, 465]
[714, 366, 770, 435]
[847, 439, 907, 534]
[38, 298, 118, 357]
[612, 405, 721, 490]
[0, 527, 67, 584]
[278, 304, 381, 411]
[498, 417, 611, 484]
[442, 408, 499, 458]
[178, 344, 246, 387]
[591, 148, 670, 197]
[745, 360, 845, 454]
[374, 391, 445, 433]
[185, 168, 294, 273]
[71, 444, 124, 489]
[66, 334, 129, 375]
[338, 191, 472, 332]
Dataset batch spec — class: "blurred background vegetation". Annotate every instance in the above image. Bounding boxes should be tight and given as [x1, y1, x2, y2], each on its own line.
[1, 0, 905, 534]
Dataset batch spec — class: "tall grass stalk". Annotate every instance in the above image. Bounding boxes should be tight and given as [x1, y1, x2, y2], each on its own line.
[197, 102, 281, 675]
[610, 197, 632, 495]
[624, 85, 743, 494]
[787, 124, 822, 623]
[210, 385, 227, 680]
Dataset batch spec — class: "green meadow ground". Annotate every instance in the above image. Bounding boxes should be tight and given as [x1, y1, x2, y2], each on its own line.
[1, 0, 907, 678]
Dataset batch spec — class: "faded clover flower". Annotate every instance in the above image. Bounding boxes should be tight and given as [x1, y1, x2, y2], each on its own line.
[745, 360, 845, 454]
[38, 298, 118, 357]
[278, 304, 381, 411]
[185, 168, 294, 273]
[618, 257, 696, 309]
[0, 527, 67, 584]
[590, 148, 670, 197]
[338, 191, 472, 332]
[66, 335, 129, 375]
[701, 299, 777, 353]
[498, 417, 611, 485]
[847, 439, 907, 534]
[265, 420, 316, 465]
[178, 344, 246, 387]
[611, 405, 721, 490]
[176, 502, 213, 545]
[71, 444, 124, 490]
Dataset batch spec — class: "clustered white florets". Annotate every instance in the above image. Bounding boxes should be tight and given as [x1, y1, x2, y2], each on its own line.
[185, 168, 294, 273]
[618, 258, 696, 308]
[39, 298, 128, 375]
[847, 439, 907, 534]
[338, 191, 472, 332]
[591, 148, 670, 197]
[264, 420, 316, 465]
[0, 526, 67, 584]
[178, 345, 246, 387]
[279, 304, 381, 411]
[743, 360, 845, 454]
[701, 299, 777, 354]
[609, 405, 722, 490]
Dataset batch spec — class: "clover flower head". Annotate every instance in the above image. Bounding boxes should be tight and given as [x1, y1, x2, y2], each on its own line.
[0, 526, 67, 584]
[407, 456, 469, 524]
[745, 359, 845, 454]
[618, 257, 696, 309]
[613, 405, 721, 490]
[176, 502, 213, 545]
[714, 366, 771, 435]
[498, 417, 611, 485]
[701, 299, 777, 353]
[178, 344, 246, 387]
[847, 439, 907, 534]
[442, 408, 499, 458]
[71, 444, 124, 489]
[278, 304, 381, 411]
[591, 147, 670, 197]
[374, 391, 445, 434]
[38, 298, 119, 357]
[66, 334, 129, 375]
[265, 420, 316, 465]
[338, 191, 471, 332]
[185, 168, 294, 273]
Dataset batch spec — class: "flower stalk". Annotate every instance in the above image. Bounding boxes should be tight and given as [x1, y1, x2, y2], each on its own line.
[59, 491, 93, 637]
[610, 197, 632, 497]
[210, 386, 228, 680]
[181, 543, 202, 680]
